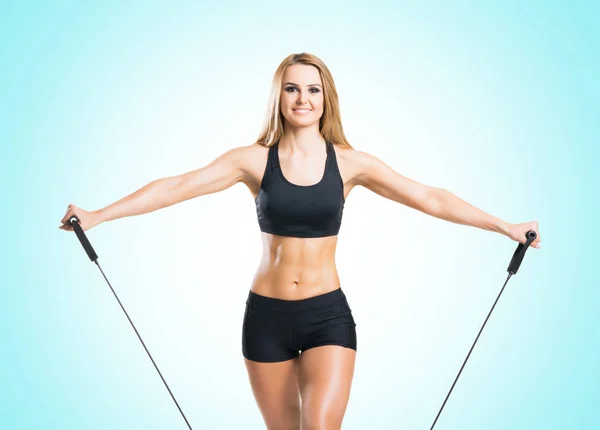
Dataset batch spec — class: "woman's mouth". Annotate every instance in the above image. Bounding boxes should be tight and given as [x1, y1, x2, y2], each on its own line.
[292, 108, 312, 115]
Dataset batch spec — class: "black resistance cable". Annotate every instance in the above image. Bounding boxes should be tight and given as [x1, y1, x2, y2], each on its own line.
[430, 230, 538, 429]
[68, 215, 194, 430]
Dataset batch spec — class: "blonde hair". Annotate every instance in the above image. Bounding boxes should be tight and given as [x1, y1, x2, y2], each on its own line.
[255, 52, 354, 149]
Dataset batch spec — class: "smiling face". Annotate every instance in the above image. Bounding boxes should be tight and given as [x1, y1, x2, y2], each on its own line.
[279, 64, 324, 129]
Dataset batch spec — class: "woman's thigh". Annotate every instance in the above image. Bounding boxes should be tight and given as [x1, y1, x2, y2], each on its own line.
[242, 297, 301, 429]
[298, 345, 356, 430]
[244, 356, 302, 430]
[292, 290, 357, 429]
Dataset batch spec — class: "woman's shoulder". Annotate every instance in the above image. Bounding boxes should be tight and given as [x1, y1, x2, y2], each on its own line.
[227, 142, 270, 189]
[331, 143, 366, 184]
[223, 142, 269, 165]
[333, 144, 386, 173]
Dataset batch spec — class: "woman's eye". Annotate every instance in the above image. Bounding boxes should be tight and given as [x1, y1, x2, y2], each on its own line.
[284, 87, 320, 93]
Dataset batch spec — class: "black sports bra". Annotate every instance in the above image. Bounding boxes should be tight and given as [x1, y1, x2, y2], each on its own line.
[255, 140, 345, 238]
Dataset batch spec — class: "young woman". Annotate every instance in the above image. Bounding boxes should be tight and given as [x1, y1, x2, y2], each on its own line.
[60, 52, 541, 430]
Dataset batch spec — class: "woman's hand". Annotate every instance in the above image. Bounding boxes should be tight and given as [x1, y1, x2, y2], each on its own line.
[59, 204, 101, 232]
[506, 221, 541, 249]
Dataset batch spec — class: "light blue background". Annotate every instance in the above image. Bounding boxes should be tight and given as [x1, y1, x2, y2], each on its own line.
[2, 1, 598, 429]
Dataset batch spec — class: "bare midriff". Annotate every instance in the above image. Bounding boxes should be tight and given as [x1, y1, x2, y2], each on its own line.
[249, 233, 341, 300]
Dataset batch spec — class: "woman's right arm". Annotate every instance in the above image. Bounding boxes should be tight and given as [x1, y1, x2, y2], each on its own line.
[60, 145, 250, 231]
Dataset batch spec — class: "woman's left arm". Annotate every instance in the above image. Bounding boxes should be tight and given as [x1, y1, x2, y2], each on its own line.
[352, 150, 541, 249]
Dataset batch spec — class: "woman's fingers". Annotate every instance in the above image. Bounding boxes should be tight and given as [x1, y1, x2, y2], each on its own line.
[60, 204, 79, 230]
[61, 204, 73, 225]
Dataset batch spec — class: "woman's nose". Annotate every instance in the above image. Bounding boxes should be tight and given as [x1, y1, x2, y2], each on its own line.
[297, 90, 308, 103]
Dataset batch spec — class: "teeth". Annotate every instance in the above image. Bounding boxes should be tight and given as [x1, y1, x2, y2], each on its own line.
[294, 109, 310, 112]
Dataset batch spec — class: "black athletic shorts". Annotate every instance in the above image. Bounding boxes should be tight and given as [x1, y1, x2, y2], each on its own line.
[242, 287, 357, 363]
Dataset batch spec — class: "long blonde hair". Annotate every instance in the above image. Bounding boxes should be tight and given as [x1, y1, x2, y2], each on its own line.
[255, 53, 354, 149]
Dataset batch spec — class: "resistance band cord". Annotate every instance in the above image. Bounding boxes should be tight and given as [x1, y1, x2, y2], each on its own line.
[430, 230, 537, 429]
[68, 216, 193, 430]
[95, 260, 193, 430]
[429, 273, 512, 429]
[67, 215, 536, 430]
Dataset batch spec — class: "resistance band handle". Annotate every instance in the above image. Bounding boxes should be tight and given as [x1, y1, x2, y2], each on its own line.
[69, 215, 98, 262]
[506, 230, 537, 275]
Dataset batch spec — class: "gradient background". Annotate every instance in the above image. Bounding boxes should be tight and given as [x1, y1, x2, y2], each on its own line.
[2, 1, 598, 429]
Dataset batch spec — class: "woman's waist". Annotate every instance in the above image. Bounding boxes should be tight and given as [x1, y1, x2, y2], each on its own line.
[250, 263, 340, 301]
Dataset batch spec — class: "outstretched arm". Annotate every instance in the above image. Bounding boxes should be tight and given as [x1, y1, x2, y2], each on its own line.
[96, 146, 249, 223]
[352, 150, 541, 247]
[60, 145, 250, 231]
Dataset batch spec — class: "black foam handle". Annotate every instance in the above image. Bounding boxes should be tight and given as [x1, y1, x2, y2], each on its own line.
[69, 215, 98, 262]
[507, 230, 537, 275]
